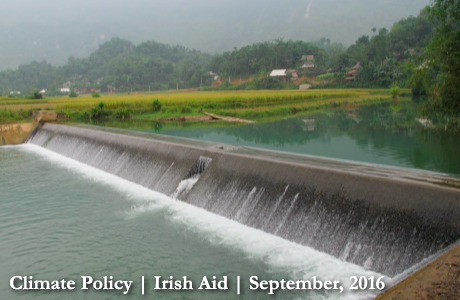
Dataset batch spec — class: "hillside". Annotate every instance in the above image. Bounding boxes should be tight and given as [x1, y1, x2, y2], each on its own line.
[0, 0, 429, 71]
[0, 6, 437, 96]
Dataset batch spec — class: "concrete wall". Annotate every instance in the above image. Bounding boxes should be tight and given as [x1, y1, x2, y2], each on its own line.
[29, 123, 460, 276]
[1, 123, 37, 145]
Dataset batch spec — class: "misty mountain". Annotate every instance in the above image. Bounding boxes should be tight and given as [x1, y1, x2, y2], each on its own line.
[0, 0, 429, 71]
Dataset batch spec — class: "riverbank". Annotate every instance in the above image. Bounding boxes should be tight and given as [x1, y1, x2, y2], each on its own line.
[376, 243, 460, 300]
[0, 123, 37, 145]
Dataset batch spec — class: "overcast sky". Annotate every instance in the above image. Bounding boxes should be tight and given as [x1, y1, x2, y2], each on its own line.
[0, 0, 430, 70]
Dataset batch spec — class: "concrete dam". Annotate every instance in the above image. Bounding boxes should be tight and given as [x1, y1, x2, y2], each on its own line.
[28, 123, 460, 277]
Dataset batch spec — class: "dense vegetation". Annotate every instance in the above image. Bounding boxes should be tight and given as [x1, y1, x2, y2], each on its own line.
[0, 1, 458, 120]
[212, 8, 435, 87]
[0, 39, 211, 94]
[423, 0, 460, 120]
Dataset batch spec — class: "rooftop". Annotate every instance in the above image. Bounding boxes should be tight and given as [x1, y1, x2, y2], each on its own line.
[270, 69, 287, 77]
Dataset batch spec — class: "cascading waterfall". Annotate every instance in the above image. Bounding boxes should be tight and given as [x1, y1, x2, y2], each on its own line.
[172, 156, 212, 200]
[27, 123, 460, 277]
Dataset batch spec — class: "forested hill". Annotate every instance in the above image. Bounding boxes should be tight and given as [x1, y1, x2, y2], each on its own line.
[0, 39, 212, 94]
[1, 0, 429, 71]
[209, 7, 435, 89]
[0, 6, 436, 95]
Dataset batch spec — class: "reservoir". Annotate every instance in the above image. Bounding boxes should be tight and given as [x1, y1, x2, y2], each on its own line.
[108, 102, 460, 176]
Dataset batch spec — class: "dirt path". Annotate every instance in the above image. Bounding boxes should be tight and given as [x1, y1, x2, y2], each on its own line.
[376, 243, 460, 300]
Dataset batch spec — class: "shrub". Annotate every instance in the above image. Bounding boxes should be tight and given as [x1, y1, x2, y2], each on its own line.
[26, 92, 43, 99]
[181, 106, 192, 113]
[90, 102, 107, 120]
[91, 92, 101, 98]
[114, 108, 133, 120]
[69, 90, 78, 98]
[390, 85, 401, 101]
[152, 99, 162, 112]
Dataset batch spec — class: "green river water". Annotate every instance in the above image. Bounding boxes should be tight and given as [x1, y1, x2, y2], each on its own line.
[0, 145, 381, 300]
[102, 102, 460, 176]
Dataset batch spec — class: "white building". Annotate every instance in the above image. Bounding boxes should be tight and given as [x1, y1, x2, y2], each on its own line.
[39, 89, 47, 94]
[208, 71, 219, 81]
[269, 69, 287, 77]
[9, 91, 21, 95]
[60, 88, 71, 93]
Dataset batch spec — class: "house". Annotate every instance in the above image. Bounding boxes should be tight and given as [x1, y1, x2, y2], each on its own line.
[9, 91, 21, 95]
[287, 69, 299, 81]
[107, 85, 117, 94]
[349, 62, 361, 70]
[299, 84, 311, 90]
[301, 54, 315, 62]
[270, 69, 287, 77]
[39, 89, 47, 95]
[60, 88, 71, 93]
[345, 62, 361, 81]
[300, 54, 315, 69]
[301, 62, 315, 69]
[207, 71, 219, 81]
[345, 69, 358, 81]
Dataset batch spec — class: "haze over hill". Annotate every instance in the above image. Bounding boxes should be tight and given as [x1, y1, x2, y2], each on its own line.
[1, 0, 429, 71]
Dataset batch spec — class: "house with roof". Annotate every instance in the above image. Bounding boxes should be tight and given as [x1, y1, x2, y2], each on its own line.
[60, 88, 71, 93]
[287, 69, 299, 81]
[39, 89, 47, 95]
[300, 54, 315, 69]
[207, 71, 219, 81]
[301, 62, 315, 69]
[269, 69, 288, 81]
[345, 62, 361, 81]
[107, 85, 117, 94]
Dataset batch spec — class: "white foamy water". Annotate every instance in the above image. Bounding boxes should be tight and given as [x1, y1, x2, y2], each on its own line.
[171, 175, 200, 199]
[19, 144, 388, 299]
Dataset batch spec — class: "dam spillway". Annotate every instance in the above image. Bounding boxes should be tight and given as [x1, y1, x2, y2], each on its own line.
[28, 123, 460, 277]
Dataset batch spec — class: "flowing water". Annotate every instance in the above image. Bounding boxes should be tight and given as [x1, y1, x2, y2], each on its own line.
[0, 145, 382, 300]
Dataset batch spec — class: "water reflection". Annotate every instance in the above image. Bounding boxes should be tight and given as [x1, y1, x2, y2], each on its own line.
[99, 102, 460, 176]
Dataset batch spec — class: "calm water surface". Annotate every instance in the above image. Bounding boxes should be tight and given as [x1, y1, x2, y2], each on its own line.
[0, 145, 380, 300]
[103, 102, 460, 176]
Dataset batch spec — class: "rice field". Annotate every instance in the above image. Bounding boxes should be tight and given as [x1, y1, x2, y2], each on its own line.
[0, 89, 402, 123]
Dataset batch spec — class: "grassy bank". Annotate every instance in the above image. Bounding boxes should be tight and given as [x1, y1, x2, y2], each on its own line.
[0, 89, 399, 124]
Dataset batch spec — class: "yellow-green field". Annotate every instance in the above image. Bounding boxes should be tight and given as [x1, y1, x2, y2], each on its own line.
[0, 89, 404, 123]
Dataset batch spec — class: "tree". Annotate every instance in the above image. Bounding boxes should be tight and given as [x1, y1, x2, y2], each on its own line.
[28, 91, 43, 99]
[69, 90, 78, 98]
[426, 0, 460, 118]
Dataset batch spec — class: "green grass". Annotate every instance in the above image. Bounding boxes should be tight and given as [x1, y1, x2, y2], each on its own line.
[0, 109, 32, 124]
[0, 89, 393, 124]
